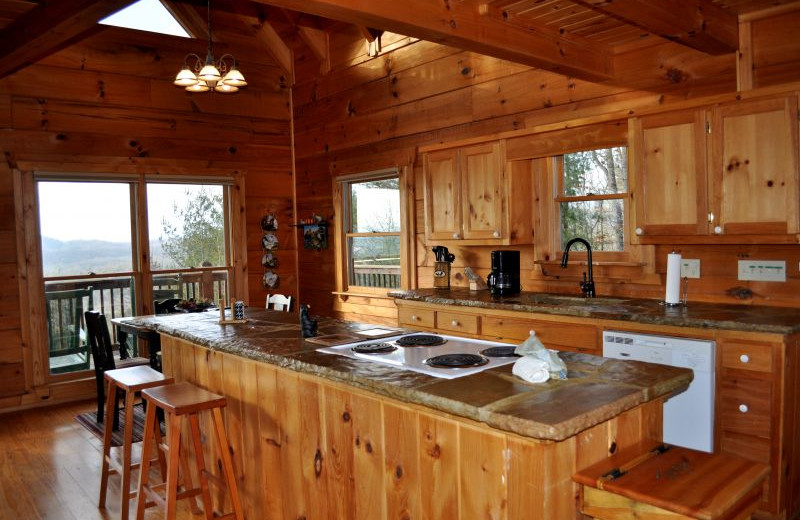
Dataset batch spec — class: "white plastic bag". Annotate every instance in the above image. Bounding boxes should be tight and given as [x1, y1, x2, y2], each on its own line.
[513, 331, 568, 380]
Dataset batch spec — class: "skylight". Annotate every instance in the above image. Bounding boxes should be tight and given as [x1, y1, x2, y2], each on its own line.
[100, 0, 190, 38]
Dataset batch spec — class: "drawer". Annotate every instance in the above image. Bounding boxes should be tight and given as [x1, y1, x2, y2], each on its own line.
[720, 431, 771, 464]
[482, 316, 597, 352]
[721, 341, 774, 373]
[720, 376, 772, 439]
[397, 307, 435, 329]
[436, 311, 479, 335]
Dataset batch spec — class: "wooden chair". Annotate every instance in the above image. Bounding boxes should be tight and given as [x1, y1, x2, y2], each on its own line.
[85, 311, 151, 425]
[265, 293, 292, 311]
[45, 287, 93, 373]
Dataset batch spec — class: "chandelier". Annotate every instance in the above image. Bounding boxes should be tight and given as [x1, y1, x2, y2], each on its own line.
[173, 0, 246, 93]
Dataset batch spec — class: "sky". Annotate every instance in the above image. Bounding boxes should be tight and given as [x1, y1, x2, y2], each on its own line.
[37, 181, 215, 243]
[99, 0, 190, 38]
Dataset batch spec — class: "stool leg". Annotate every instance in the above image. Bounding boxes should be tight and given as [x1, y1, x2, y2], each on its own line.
[212, 407, 244, 520]
[165, 412, 183, 520]
[99, 377, 117, 508]
[135, 400, 158, 520]
[188, 412, 215, 520]
[119, 389, 136, 520]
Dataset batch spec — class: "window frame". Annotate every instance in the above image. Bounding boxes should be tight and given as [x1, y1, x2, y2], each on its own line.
[333, 167, 413, 296]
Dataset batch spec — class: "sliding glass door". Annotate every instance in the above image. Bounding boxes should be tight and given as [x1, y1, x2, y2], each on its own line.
[37, 177, 233, 376]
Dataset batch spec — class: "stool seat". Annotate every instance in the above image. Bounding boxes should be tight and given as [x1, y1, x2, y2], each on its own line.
[101, 365, 173, 520]
[141, 381, 226, 415]
[574, 442, 769, 520]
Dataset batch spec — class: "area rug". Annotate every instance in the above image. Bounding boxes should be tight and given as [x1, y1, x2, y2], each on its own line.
[75, 404, 153, 447]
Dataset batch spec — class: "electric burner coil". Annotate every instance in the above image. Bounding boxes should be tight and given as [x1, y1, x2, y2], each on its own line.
[425, 353, 489, 368]
[351, 342, 397, 354]
[396, 334, 446, 347]
[480, 346, 520, 358]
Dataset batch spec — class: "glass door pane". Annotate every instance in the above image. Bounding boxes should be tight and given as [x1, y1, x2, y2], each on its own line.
[38, 181, 135, 375]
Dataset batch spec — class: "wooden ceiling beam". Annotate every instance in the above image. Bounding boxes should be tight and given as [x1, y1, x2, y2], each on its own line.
[0, 0, 134, 79]
[297, 26, 330, 74]
[248, 0, 613, 82]
[160, 0, 209, 40]
[571, 0, 739, 55]
[229, 0, 294, 83]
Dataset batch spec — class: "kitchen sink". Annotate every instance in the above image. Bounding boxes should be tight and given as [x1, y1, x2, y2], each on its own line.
[520, 293, 631, 307]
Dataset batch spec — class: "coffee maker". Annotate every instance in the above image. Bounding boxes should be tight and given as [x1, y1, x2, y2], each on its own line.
[486, 250, 520, 296]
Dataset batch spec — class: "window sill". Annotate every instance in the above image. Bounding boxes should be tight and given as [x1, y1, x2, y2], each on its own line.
[332, 290, 396, 301]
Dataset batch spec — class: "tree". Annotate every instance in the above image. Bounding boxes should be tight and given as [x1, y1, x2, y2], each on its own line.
[159, 187, 225, 268]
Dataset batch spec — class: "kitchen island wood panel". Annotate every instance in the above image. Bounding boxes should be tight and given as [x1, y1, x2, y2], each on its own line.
[160, 334, 665, 520]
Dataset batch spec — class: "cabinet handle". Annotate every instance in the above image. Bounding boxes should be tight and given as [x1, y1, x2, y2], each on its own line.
[708, 212, 715, 223]
[452, 232, 460, 239]
[739, 404, 749, 413]
[451, 320, 459, 327]
[492, 230, 500, 238]
[635, 227, 643, 236]
[714, 225, 723, 234]
[410, 315, 418, 321]
[740, 354, 750, 364]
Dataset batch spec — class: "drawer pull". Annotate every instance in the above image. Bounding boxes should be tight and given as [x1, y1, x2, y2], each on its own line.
[714, 225, 723, 234]
[452, 232, 460, 239]
[451, 320, 459, 327]
[739, 354, 750, 364]
[739, 404, 749, 413]
[411, 315, 418, 321]
[492, 230, 500, 238]
[635, 227, 643, 236]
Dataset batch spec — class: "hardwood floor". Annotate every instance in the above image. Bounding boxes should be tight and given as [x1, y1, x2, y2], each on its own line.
[0, 400, 196, 519]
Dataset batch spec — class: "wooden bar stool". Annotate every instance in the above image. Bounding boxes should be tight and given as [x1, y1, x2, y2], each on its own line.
[574, 442, 769, 520]
[135, 381, 244, 520]
[100, 365, 173, 520]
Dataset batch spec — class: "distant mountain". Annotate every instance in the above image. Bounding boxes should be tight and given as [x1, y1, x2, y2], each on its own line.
[41, 237, 171, 277]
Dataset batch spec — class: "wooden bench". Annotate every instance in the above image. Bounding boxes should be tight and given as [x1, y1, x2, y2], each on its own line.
[574, 442, 769, 520]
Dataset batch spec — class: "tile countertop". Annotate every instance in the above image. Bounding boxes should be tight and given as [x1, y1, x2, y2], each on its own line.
[390, 288, 800, 335]
[116, 309, 691, 442]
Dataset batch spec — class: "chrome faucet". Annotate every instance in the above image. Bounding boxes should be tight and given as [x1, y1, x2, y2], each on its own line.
[561, 237, 596, 298]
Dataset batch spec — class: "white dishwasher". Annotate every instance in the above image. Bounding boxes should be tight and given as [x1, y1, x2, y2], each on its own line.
[603, 330, 715, 453]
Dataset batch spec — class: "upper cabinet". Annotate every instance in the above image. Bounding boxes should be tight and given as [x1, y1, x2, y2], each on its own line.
[423, 141, 532, 245]
[631, 94, 799, 242]
[710, 95, 799, 237]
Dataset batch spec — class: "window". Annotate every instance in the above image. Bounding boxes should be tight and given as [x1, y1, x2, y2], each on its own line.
[340, 171, 402, 290]
[556, 147, 628, 252]
[100, 0, 190, 37]
[35, 176, 234, 376]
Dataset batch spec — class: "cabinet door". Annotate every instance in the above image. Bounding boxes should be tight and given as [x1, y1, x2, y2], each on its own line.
[460, 142, 505, 240]
[632, 109, 708, 237]
[711, 95, 799, 235]
[424, 148, 462, 241]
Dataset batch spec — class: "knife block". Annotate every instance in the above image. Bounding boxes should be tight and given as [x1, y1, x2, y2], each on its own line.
[433, 261, 451, 289]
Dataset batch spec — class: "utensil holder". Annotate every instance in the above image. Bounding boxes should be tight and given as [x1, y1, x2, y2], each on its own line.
[433, 261, 451, 289]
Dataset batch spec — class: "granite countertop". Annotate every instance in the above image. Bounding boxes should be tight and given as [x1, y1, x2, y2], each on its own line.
[116, 309, 691, 442]
[390, 288, 800, 335]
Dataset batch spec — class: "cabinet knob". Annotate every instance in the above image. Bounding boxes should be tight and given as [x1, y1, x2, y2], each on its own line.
[714, 225, 723, 234]
[635, 227, 643, 236]
[451, 320, 459, 327]
[740, 354, 750, 364]
[492, 230, 500, 238]
[739, 404, 749, 413]
[410, 315, 418, 321]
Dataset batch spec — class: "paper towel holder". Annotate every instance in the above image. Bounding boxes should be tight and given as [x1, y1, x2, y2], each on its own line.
[660, 250, 688, 307]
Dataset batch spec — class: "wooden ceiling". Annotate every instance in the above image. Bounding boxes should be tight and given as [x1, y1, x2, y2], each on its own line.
[0, 0, 797, 89]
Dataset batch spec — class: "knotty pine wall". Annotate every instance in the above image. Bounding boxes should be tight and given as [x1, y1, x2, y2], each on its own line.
[293, 9, 800, 324]
[0, 26, 293, 407]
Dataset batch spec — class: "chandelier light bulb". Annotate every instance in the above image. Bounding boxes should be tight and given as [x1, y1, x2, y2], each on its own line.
[186, 81, 210, 93]
[222, 67, 247, 87]
[214, 82, 239, 93]
[174, 66, 199, 87]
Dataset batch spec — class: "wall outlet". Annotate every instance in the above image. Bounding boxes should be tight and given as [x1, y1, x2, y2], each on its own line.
[738, 260, 786, 282]
[680, 259, 701, 279]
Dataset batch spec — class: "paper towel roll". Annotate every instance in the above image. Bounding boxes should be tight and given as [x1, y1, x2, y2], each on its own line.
[665, 252, 682, 304]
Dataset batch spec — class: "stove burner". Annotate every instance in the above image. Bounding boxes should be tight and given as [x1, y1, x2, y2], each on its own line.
[351, 342, 397, 354]
[396, 334, 446, 347]
[425, 353, 488, 368]
[480, 346, 520, 358]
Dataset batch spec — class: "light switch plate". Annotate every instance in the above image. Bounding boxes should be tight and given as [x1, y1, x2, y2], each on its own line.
[738, 260, 786, 282]
[680, 259, 700, 279]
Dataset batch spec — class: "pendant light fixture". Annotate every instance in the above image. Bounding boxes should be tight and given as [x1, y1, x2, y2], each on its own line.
[173, 0, 246, 93]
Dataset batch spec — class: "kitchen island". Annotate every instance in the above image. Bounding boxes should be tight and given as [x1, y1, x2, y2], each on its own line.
[118, 308, 690, 520]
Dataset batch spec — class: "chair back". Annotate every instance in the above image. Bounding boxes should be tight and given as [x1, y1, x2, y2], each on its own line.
[266, 294, 292, 312]
[84, 310, 118, 372]
[45, 287, 93, 372]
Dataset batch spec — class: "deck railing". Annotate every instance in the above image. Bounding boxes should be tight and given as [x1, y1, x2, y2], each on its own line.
[351, 265, 401, 288]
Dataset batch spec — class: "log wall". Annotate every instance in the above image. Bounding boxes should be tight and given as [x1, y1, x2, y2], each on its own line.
[0, 27, 293, 407]
[293, 10, 800, 323]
